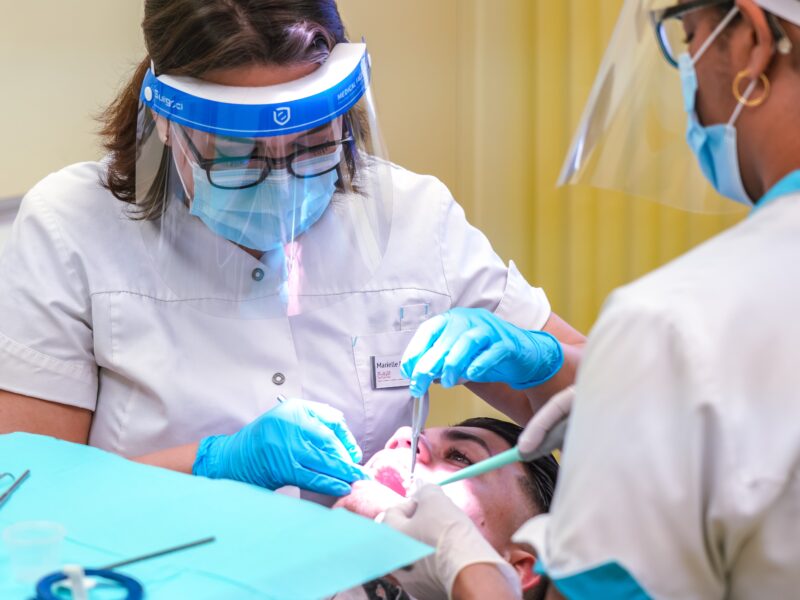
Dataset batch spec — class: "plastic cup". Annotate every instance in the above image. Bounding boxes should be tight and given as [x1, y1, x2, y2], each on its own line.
[2, 521, 66, 583]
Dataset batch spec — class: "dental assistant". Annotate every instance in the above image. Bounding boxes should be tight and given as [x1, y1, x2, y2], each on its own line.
[389, 0, 800, 598]
[0, 0, 583, 500]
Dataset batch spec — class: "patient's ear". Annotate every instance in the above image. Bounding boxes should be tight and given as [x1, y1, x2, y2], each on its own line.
[506, 545, 541, 593]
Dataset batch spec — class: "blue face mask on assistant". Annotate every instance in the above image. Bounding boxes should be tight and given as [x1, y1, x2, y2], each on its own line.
[189, 157, 339, 252]
[678, 6, 754, 206]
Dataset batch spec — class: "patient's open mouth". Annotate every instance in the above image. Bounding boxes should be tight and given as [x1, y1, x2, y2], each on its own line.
[374, 466, 407, 497]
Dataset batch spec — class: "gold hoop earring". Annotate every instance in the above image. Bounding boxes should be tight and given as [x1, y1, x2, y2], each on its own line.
[732, 70, 770, 107]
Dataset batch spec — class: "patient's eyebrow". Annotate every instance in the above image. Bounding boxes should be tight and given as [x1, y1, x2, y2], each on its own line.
[442, 429, 493, 457]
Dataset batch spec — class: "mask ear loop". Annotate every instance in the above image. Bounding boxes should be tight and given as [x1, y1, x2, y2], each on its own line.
[691, 5, 741, 66]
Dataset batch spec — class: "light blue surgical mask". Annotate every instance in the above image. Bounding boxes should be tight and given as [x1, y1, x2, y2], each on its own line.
[678, 6, 755, 206]
[189, 159, 339, 252]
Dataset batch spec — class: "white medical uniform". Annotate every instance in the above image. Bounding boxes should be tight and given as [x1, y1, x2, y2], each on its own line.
[521, 190, 800, 599]
[0, 161, 550, 462]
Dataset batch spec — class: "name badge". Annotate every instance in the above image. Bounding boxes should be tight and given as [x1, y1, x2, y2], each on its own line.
[371, 355, 410, 390]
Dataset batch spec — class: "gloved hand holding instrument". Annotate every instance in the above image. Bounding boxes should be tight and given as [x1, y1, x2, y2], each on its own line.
[378, 387, 574, 599]
[193, 397, 368, 496]
[401, 307, 564, 398]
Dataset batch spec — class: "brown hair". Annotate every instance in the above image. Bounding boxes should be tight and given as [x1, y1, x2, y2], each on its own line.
[99, 0, 349, 210]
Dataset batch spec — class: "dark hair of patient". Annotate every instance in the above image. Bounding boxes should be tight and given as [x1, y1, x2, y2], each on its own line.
[457, 417, 558, 512]
[456, 417, 558, 600]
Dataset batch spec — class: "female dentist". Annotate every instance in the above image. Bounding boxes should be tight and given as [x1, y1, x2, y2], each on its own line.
[0, 0, 583, 500]
[389, 0, 800, 598]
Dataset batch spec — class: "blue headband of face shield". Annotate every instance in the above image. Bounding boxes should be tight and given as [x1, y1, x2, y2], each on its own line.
[140, 43, 370, 138]
[142, 43, 369, 251]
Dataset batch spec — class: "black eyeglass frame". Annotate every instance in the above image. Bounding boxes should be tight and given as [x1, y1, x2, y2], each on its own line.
[650, 0, 791, 69]
[176, 125, 354, 190]
[649, 0, 733, 68]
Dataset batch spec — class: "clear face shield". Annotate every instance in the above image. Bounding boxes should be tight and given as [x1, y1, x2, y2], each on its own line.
[558, 0, 750, 214]
[134, 43, 392, 317]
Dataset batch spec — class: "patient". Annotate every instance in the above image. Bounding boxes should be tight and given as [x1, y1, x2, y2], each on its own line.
[333, 417, 558, 600]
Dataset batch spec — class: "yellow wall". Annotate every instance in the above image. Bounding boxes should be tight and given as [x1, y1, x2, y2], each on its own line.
[2, 1, 744, 425]
[0, 2, 145, 198]
[343, 0, 744, 425]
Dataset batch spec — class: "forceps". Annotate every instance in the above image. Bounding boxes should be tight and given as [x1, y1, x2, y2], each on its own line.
[410, 392, 428, 479]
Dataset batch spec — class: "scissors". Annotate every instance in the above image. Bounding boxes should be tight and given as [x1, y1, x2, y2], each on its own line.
[409, 391, 428, 479]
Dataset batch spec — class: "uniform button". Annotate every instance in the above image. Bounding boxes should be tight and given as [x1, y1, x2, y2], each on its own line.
[251, 268, 265, 281]
[272, 372, 285, 385]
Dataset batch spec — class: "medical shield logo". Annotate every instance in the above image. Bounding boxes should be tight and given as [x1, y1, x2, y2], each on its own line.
[273, 107, 291, 126]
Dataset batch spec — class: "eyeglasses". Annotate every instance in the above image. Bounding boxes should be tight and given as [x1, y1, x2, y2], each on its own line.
[650, 0, 733, 68]
[176, 126, 353, 190]
[651, 0, 794, 68]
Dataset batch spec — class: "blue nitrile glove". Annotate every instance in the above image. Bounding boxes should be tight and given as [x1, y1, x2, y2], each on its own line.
[401, 307, 564, 397]
[192, 398, 369, 496]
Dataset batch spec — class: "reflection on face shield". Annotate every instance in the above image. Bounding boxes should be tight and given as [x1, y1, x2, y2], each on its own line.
[187, 155, 340, 253]
[134, 43, 395, 317]
[190, 163, 339, 252]
[171, 123, 343, 252]
[186, 119, 343, 175]
[557, 0, 750, 214]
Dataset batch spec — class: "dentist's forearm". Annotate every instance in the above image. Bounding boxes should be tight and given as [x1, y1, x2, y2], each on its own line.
[465, 342, 580, 426]
[133, 442, 200, 474]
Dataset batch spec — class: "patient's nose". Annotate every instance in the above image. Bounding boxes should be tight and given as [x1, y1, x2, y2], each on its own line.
[385, 426, 431, 465]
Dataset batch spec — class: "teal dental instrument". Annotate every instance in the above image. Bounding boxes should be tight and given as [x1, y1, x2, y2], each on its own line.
[437, 386, 573, 486]
[437, 417, 568, 487]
